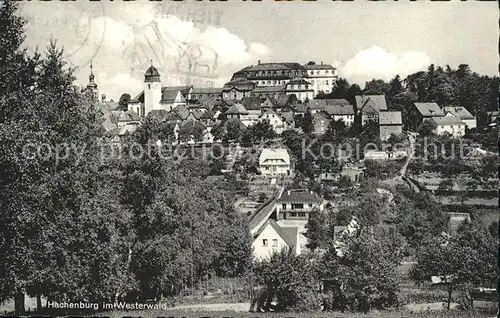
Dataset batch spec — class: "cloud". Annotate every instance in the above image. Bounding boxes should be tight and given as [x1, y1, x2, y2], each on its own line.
[341, 46, 430, 87]
[21, 3, 270, 100]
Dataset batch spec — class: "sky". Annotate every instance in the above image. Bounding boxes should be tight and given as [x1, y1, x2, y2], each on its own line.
[17, 0, 498, 101]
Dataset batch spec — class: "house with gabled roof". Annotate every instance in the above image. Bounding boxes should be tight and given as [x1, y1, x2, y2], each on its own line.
[225, 103, 256, 127]
[429, 116, 466, 138]
[276, 93, 298, 112]
[443, 106, 476, 129]
[259, 148, 291, 176]
[280, 111, 295, 131]
[261, 97, 279, 110]
[308, 99, 355, 126]
[260, 108, 284, 134]
[222, 78, 256, 101]
[355, 95, 388, 125]
[413, 102, 445, 129]
[379, 111, 403, 141]
[276, 189, 324, 221]
[252, 219, 301, 260]
[240, 96, 264, 124]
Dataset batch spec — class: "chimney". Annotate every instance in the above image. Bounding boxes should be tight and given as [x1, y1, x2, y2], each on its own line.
[258, 60, 261, 65]
[287, 190, 290, 195]
[321, 61, 323, 65]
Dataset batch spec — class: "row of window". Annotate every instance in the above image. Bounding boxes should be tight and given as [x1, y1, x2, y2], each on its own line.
[281, 203, 313, 209]
[439, 125, 463, 129]
[308, 70, 335, 76]
[250, 70, 307, 78]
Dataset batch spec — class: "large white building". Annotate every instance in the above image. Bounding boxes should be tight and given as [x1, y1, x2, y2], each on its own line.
[303, 62, 338, 96]
[224, 61, 338, 101]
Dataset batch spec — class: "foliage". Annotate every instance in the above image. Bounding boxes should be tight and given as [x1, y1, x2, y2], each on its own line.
[321, 230, 400, 312]
[302, 108, 314, 134]
[410, 221, 498, 309]
[118, 93, 131, 111]
[253, 249, 321, 312]
[363, 79, 391, 96]
[417, 120, 435, 137]
[244, 120, 277, 144]
[392, 186, 448, 248]
[304, 208, 328, 251]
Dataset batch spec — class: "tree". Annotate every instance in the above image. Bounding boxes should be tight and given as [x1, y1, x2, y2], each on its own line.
[245, 120, 276, 144]
[330, 78, 350, 99]
[390, 92, 417, 130]
[302, 108, 314, 134]
[321, 230, 400, 313]
[253, 249, 321, 312]
[117, 93, 131, 111]
[363, 79, 390, 96]
[304, 209, 327, 251]
[388, 75, 405, 99]
[178, 121, 205, 142]
[417, 120, 435, 137]
[225, 120, 244, 142]
[0, 37, 135, 312]
[410, 222, 498, 310]
[324, 119, 347, 140]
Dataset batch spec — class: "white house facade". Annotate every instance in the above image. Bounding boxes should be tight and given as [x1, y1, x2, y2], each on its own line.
[259, 148, 291, 176]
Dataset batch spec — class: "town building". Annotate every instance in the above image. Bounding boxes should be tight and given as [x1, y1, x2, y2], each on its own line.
[429, 116, 466, 137]
[240, 96, 263, 124]
[221, 78, 256, 100]
[284, 78, 314, 102]
[190, 87, 222, 101]
[308, 99, 355, 126]
[127, 65, 189, 117]
[275, 189, 324, 221]
[341, 165, 365, 183]
[413, 102, 445, 128]
[259, 148, 291, 176]
[224, 103, 255, 127]
[250, 86, 286, 100]
[443, 106, 476, 129]
[260, 108, 285, 134]
[312, 111, 331, 135]
[225, 61, 338, 101]
[378, 111, 403, 141]
[303, 62, 338, 95]
[355, 95, 388, 125]
[252, 220, 300, 261]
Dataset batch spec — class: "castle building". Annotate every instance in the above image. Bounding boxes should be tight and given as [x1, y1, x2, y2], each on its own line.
[224, 61, 337, 102]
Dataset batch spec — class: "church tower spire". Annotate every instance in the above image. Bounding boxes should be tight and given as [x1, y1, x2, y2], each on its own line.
[86, 60, 99, 101]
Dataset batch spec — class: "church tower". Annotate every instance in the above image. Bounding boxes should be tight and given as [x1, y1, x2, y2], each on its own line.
[143, 61, 162, 117]
[86, 61, 99, 102]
